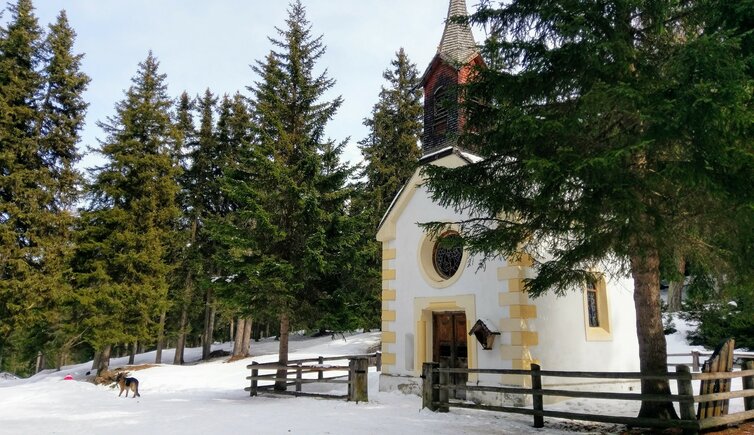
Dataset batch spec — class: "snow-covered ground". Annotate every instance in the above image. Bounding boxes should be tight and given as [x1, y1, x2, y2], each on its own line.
[0, 320, 746, 435]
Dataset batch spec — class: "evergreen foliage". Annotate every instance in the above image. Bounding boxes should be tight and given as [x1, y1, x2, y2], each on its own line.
[359, 48, 423, 220]
[351, 48, 423, 329]
[423, 0, 754, 419]
[72, 53, 181, 372]
[207, 0, 357, 384]
[0, 2, 88, 374]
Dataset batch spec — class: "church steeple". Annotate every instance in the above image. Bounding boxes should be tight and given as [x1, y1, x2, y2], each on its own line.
[437, 0, 478, 65]
[420, 0, 482, 156]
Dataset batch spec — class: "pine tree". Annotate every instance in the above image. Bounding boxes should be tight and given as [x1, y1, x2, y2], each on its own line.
[73, 52, 181, 373]
[423, 0, 754, 419]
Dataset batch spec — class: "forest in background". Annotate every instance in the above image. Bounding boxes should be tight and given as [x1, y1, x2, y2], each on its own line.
[0, 0, 422, 377]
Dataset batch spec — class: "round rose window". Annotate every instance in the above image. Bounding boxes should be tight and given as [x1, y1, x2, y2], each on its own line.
[432, 232, 463, 279]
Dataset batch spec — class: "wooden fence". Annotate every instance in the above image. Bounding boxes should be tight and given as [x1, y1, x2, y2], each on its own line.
[422, 361, 754, 433]
[668, 351, 754, 372]
[245, 352, 380, 402]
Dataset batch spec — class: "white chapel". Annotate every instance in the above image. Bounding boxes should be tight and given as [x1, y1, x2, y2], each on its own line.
[377, 0, 640, 404]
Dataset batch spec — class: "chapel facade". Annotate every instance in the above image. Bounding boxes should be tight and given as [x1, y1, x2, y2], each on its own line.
[377, 0, 640, 404]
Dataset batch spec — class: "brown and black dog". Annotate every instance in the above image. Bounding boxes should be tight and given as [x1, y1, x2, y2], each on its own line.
[115, 372, 140, 398]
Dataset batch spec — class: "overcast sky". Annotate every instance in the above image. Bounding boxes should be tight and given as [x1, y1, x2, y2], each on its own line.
[20, 0, 484, 169]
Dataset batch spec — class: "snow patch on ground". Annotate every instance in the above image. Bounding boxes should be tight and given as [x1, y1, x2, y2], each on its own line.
[0, 322, 748, 434]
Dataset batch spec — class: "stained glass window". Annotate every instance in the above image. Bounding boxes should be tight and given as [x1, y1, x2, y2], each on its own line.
[433, 232, 462, 279]
[587, 283, 599, 327]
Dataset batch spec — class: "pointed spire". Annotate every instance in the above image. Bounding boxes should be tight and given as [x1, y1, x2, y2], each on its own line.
[437, 0, 478, 64]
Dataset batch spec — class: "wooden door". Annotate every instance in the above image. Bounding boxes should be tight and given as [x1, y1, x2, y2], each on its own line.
[433, 311, 468, 399]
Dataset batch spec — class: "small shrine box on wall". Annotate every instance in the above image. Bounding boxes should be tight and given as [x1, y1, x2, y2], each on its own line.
[468, 319, 500, 350]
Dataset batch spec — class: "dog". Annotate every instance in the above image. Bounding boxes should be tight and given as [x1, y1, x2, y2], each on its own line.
[115, 372, 140, 398]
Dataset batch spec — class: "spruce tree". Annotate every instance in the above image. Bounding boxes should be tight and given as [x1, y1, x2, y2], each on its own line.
[171, 91, 195, 365]
[423, 0, 754, 420]
[36, 9, 90, 369]
[73, 52, 180, 373]
[352, 48, 423, 329]
[219, 0, 346, 389]
[359, 48, 423, 220]
[0, 0, 45, 367]
[0, 2, 88, 373]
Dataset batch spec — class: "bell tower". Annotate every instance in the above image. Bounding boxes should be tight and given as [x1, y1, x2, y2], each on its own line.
[420, 0, 482, 155]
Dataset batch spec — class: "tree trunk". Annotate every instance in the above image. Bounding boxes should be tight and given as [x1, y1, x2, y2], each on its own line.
[241, 317, 252, 356]
[232, 317, 245, 357]
[91, 351, 101, 371]
[274, 313, 290, 391]
[631, 248, 679, 420]
[202, 287, 215, 360]
[229, 318, 235, 343]
[174, 303, 188, 365]
[129, 341, 136, 365]
[155, 310, 166, 364]
[175, 218, 198, 365]
[666, 258, 685, 312]
[97, 345, 111, 376]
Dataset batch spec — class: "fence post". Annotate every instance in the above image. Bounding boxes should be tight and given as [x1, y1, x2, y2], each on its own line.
[318, 356, 324, 380]
[295, 363, 303, 395]
[348, 357, 368, 403]
[376, 351, 382, 372]
[250, 361, 258, 397]
[438, 361, 450, 412]
[743, 361, 754, 412]
[692, 351, 700, 372]
[422, 362, 439, 411]
[676, 365, 698, 435]
[531, 363, 544, 428]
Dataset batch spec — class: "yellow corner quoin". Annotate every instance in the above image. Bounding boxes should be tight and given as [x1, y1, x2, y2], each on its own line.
[500, 318, 530, 332]
[382, 310, 396, 322]
[382, 248, 397, 260]
[509, 304, 537, 319]
[381, 352, 396, 366]
[507, 253, 534, 267]
[497, 265, 525, 281]
[511, 331, 539, 346]
[506, 278, 526, 293]
[499, 291, 529, 307]
[382, 331, 396, 344]
[382, 289, 397, 301]
[382, 269, 396, 281]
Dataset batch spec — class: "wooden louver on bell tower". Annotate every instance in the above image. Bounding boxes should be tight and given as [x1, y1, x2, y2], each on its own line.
[420, 0, 483, 155]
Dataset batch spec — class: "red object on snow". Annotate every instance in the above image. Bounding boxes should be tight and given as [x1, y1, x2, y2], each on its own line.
[64, 374, 73, 380]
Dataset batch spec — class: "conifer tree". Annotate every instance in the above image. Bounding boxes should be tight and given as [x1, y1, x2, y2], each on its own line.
[0, 0, 45, 367]
[423, 0, 754, 419]
[352, 48, 423, 329]
[73, 52, 180, 373]
[171, 91, 195, 365]
[219, 0, 346, 389]
[359, 48, 423, 220]
[36, 9, 90, 368]
[0, 2, 88, 372]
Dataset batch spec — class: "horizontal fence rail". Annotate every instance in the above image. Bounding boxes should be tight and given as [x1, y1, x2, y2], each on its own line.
[422, 362, 754, 434]
[667, 351, 754, 372]
[245, 352, 380, 402]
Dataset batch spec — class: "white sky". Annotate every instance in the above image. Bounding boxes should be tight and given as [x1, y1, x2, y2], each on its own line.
[24, 0, 485, 169]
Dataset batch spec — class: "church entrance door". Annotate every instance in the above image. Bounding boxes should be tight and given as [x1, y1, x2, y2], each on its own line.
[432, 311, 468, 399]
